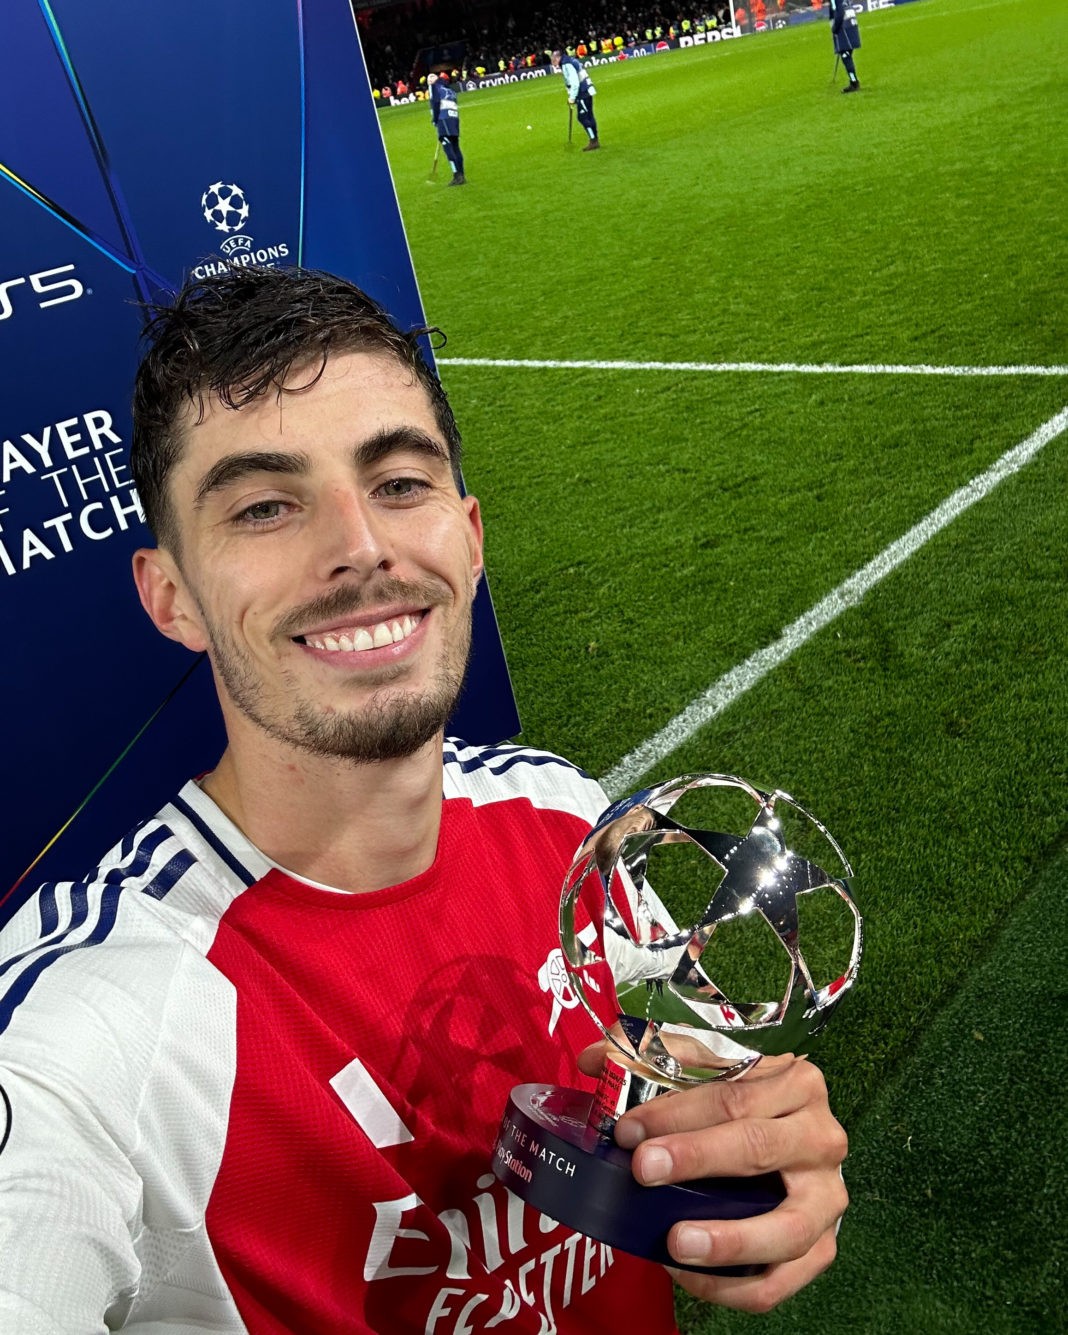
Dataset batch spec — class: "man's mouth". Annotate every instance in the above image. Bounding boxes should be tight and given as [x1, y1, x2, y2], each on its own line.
[295, 612, 423, 653]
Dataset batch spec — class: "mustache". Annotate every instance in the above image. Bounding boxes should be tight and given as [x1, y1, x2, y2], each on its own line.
[275, 576, 450, 639]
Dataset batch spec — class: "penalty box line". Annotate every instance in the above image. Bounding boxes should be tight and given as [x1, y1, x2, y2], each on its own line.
[438, 357, 1068, 377]
[600, 404, 1068, 798]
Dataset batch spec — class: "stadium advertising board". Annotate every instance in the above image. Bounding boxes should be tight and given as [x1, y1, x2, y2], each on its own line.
[377, 0, 925, 103]
[0, 0, 518, 919]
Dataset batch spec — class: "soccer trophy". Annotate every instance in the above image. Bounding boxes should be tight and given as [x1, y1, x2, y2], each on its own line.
[493, 773, 863, 1274]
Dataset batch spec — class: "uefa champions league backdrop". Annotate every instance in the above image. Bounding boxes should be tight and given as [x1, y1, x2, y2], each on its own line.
[0, 0, 519, 921]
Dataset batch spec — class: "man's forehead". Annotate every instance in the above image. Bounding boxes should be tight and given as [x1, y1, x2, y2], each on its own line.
[173, 349, 440, 458]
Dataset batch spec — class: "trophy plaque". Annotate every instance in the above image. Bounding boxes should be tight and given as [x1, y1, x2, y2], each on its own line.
[493, 773, 863, 1274]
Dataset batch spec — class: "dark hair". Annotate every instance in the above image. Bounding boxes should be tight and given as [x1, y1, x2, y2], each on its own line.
[131, 265, 461, 551]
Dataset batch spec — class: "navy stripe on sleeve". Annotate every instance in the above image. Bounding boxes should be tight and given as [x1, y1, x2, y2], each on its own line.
[444, 744, 591, 782]
[0, 884, 122, 1037]
[0, 819, 197, 1030]
[170, 792, 257, 888]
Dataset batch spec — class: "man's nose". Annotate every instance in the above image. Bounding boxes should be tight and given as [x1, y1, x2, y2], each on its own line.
[317, 489, 394, 580]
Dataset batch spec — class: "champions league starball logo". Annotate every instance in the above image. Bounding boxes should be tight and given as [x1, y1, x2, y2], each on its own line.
[193, 180, 292, 278]
[201, 181, 250, 235]
[560, 774, 863, 1090]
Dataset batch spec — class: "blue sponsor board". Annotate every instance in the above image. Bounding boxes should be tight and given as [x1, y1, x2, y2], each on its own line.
[0, 0, 518, 918]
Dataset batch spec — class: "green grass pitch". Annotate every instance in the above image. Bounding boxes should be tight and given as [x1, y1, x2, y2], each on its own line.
[380, 0, 1066, 1326]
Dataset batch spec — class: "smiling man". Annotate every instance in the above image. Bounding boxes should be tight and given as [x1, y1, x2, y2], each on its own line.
[133, 321, 485, 892]
[0, 267, 847, 1333]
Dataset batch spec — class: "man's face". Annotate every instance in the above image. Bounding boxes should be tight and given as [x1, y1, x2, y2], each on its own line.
[138, 351, 483, 764]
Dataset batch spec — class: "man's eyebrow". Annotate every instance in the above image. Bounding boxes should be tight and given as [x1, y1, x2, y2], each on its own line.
[192, 428, 450, 509]
[193, 451, 310, 508]
[352, 427, 451, 471]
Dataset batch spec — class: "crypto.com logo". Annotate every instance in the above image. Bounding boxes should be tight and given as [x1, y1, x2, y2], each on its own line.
[0, 264, 85, 321]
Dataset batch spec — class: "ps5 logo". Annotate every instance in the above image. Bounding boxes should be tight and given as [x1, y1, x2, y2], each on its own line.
[0, 264, 85, 321]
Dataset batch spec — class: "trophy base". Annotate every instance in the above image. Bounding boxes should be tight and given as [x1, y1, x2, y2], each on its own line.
[492, 1083, 785, 1276]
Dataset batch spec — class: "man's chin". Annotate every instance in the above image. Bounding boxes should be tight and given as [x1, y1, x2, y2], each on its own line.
[287, 687, 462, 765]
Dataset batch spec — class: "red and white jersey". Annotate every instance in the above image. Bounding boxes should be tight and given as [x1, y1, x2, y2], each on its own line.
[0, 740, 677, 1334]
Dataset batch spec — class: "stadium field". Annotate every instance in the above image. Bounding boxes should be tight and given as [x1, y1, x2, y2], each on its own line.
[380, 0, 1066, 1327]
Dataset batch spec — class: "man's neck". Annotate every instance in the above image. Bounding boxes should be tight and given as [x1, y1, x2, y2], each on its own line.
[201, 732, 446, 895]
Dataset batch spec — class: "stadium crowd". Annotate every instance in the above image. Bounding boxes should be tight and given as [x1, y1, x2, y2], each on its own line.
[358, 1, 743, 94]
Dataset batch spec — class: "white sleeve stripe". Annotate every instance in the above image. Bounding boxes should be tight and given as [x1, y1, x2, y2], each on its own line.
[330, 1058, 415, 1148]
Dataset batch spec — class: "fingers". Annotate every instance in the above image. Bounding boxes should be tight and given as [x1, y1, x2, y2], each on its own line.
[575, 1041, 609, 1079]
[604, 1055, 849, 1309]
[628, 1100, 843, 1186]
[618, 1059, 846, 1187]
[663, 1158, 848, 1267]
[669, 1224, 841, 1314]
[616, 1055, 829, 1152]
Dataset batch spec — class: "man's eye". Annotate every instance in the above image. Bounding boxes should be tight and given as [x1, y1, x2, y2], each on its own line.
[378, 477, 425, 499]
[236, 500, 286, 524]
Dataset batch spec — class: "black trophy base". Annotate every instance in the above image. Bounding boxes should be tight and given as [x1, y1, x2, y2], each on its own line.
[492, 1083, 785, 1276]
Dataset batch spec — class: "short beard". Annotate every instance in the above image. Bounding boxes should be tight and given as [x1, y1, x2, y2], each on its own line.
[202, 578, 472, 764]
[287, 666, 467, 762]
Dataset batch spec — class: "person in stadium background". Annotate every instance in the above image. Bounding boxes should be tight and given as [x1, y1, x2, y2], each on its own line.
[830, 0, 862, 92]
[429, 71, 467, 185]
[551, 47, 601, 150]
[0, 266, 848, 1333]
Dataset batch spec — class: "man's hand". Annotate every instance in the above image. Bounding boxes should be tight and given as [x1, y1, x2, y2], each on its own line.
[580, 1049, 848, 1313]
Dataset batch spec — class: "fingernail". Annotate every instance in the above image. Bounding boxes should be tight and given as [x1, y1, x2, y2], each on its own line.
[614, 1118, 646, 1150]
[674, 1224, 711, 1265]
[636, 1144, 673, 1185]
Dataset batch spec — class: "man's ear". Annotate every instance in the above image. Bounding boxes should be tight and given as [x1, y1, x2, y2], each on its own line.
[463, 494, 485, 586]
[132, 548, 209, 652]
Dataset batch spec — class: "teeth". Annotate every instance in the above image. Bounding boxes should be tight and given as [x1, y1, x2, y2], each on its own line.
[306, 613, 421, 654]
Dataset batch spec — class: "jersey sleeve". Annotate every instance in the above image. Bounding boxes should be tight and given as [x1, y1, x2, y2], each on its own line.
[0, 1058, 144, 1332]
[0, 894, 147, 1330]
[0, 886, 240, 1333]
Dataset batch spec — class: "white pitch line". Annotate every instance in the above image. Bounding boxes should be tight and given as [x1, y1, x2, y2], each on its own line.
[600, 404, 1068, 798]
[438, 357, 1068, 377]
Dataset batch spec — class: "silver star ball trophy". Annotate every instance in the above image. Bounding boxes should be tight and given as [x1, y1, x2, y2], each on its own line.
[493, 773, 863, 1275]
